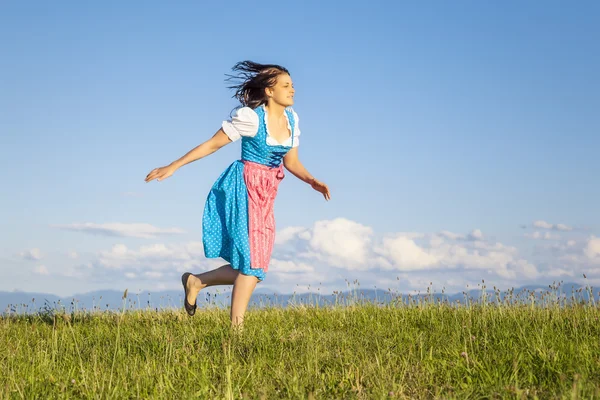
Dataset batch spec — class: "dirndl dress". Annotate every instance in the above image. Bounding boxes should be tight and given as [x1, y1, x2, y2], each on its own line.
[201, 105, 300, 281]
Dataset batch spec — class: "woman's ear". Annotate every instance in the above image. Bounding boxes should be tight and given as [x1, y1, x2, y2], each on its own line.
[265, 87, 273, 98]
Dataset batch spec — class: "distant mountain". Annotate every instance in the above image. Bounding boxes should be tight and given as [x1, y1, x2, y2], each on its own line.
[1, 281, 596, 315]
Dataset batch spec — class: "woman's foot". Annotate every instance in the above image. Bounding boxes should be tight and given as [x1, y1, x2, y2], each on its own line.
[181, 272, 202, 316]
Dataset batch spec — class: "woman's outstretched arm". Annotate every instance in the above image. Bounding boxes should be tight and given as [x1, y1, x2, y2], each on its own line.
[283, 147, 330, 200]
[145, 129, 231, 182]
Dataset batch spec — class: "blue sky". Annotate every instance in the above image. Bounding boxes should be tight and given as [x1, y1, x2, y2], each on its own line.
[1, 1, 599, 297]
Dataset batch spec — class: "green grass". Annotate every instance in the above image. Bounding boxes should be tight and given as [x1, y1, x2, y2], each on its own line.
[2, 292, 600, 399]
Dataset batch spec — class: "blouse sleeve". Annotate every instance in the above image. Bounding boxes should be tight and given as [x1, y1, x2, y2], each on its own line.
[221, 107, 259, 141]
[291, 109, 301, 148]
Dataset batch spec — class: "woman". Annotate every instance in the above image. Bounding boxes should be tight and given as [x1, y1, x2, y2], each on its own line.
[145, 61, 330, 329]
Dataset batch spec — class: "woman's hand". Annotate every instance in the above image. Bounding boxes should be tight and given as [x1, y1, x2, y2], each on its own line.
[145, 163, 177, 182]
[310, 178, 331, 201]
[283, 148, 331, 201]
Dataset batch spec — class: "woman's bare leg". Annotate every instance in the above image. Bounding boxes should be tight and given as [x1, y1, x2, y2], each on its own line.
[183, 264, 239, 306]
[230, 273, 259, 330]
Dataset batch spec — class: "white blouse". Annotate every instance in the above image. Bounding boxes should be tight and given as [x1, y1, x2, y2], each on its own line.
[221, 105, 301, 147]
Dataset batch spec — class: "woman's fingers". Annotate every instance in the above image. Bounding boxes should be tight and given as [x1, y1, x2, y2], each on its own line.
[318, 182, 330, 201]
[145, 168, 160, 182]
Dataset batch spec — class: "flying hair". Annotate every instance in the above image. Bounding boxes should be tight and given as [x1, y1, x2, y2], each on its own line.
[226, 61, 290, 110]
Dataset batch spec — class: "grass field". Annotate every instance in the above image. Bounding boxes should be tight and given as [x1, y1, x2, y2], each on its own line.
[2, 287, 600, 399]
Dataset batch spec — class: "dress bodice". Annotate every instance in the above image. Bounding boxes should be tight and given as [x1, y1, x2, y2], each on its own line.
[241, 106, 295, 168]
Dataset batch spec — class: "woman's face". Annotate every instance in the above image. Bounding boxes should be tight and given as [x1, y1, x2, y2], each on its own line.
[267, 73, 295, 107]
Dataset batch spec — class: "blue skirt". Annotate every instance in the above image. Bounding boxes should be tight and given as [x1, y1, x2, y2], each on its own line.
[201, 160, 266, 281]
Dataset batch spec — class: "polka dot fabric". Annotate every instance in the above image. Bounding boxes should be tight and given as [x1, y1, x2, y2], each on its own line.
[202, 106, 296, 281]
[202, 160, 264, 280]
[242, 106, 296, 167]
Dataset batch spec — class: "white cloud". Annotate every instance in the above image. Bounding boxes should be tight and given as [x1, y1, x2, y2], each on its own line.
[42, 217, 595, 295]
[52, 222, 186, 239]
[34, 265, 49, 275]
[533, 235, 600, 281]
[526, 231, 559, 240]
[76, 218, 546, 289]
[269, 259, 314, 273]
[509, 259, 538, 279]
[547, 268, 574, 277]
[20, 248, 42, 261]
[438, 231, 463, 240]
[272, 271, 330, 285]
[275, 227, 308, 245]
[262, 220, 538, 283]
[533, 220, 553, 229]
[436, 229, 482, 242]
[97, 242, 204, 271]
[307, 218, 374, 270]
[298, 230, 312, 241]
[532, 220, 572, 231]
[584, 235, 600, 261]
[26, 240, 222, 288]
[468, 229, 484, 241]
[372, 231, 536, 280]
[556, 224, 572, 231]
[376, 235, 439, 271]
[67, 251, 79, 259]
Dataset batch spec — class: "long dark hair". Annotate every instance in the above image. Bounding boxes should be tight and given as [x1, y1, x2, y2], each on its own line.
[226, 61, 290, 109]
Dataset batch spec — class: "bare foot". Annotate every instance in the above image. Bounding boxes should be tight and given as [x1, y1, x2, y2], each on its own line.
[232, 323, 244, 335]
[184, 273, 203, 306]
[231, 317, 245, 334]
